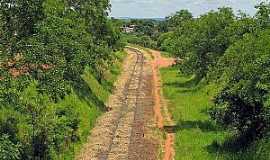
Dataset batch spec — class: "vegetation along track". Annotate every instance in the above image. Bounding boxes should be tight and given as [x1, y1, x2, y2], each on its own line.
[77, 47, 159, 160]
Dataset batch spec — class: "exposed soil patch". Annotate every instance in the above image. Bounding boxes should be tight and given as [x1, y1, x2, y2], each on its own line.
[163, 134, 175, 160]
[0, 53, 53, 79]
[151, 50, 176, 68]
[149, 49, 175, 160]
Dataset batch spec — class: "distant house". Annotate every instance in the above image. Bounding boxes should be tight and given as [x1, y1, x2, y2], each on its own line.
[120, 25, 137, 33]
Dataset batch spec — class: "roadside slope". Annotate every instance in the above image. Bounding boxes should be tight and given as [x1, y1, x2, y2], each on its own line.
[57, 51, 127, 160]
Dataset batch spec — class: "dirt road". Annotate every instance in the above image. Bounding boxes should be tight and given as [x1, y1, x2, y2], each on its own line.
[77, 47, 175, 160]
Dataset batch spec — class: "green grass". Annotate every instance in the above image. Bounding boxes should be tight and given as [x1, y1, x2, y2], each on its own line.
[160, 51, 173, 58]
[160, 67, 270, 160]
[101, 51, 127, 92]
[160, 67, 227, 160]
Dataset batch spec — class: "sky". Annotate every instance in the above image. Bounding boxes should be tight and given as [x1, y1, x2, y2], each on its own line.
[110, 0, 265, 18]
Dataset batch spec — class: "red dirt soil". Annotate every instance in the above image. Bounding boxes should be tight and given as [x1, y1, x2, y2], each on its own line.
[164, 133, 175, 160]
[150, 49, 175, 160]
[152, 50, 176, 68]
[1, 54, 53, 79]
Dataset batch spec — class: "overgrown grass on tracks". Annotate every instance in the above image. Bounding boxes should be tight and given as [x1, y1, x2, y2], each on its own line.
[160, 67, 270, 160]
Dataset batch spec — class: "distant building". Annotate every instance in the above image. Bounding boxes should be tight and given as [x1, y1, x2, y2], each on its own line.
[120, 25, 137, 33]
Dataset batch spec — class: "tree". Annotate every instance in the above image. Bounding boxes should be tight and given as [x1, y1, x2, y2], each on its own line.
[255, 2, 270, 28]
[177, 8, 234, 79]
[167, 10, 192, 30]
[0, 0, 44, 57]
[211, 30, 270, 144]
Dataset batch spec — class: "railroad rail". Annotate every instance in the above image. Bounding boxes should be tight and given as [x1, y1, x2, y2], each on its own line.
[77, 47, 158, 160]
[99, 48, 145, 160]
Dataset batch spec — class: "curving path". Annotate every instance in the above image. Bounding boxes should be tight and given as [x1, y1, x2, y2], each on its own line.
[77, 47, 160, 160]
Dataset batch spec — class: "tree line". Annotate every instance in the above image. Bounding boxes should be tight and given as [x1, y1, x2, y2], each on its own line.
[0, 0, 122, 159]
[117, 18, 160, 48]
[158, 2, 270, 153]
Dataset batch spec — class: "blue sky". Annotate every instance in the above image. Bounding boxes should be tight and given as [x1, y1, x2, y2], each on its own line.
[110, 0, 265, 18]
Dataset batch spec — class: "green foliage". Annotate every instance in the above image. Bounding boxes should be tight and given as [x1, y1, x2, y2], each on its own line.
[120, 19, 162, 49]
[123, 19, 158, 37]
[0, 0, 124, 159]
[157, 32, 173, 50]
[255, 2, 270, 28]
[166, 10, 193, 30]
[0, 135, 21, 160]
[162, 8, 235, 78]
[211, 30, 270, 142]
[0, 63, 123, 160]
[160, 66, 270, 160]
[159, 2, 270, 157]
[124, 34, 156, 49]
[135, 20, 155, 37]
[0, 0, 44, 39]
[19, 82, 55, 159]
[160, 67, 226, 160]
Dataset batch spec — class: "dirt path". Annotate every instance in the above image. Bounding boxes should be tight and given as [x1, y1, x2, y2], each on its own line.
[150, 50, 176, 160]
[77, 48, 159, 160]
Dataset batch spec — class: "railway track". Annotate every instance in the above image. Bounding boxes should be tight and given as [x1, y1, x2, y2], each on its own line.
[102, 49, 145, 160]
[77, 48, 158, 160]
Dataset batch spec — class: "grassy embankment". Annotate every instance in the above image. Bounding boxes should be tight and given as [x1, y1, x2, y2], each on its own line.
[56, 51, 127, 160]
[160, 67, 270, 160]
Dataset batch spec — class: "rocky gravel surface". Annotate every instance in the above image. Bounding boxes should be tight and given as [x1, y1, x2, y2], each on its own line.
[77, 48, 159, 160]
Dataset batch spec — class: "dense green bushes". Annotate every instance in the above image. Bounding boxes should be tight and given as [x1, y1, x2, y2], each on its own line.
[0, 0, 123, 159]
[212, 30, 270, 143]
[0, 134, 21, 160]
[159, 1, 270, 154]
